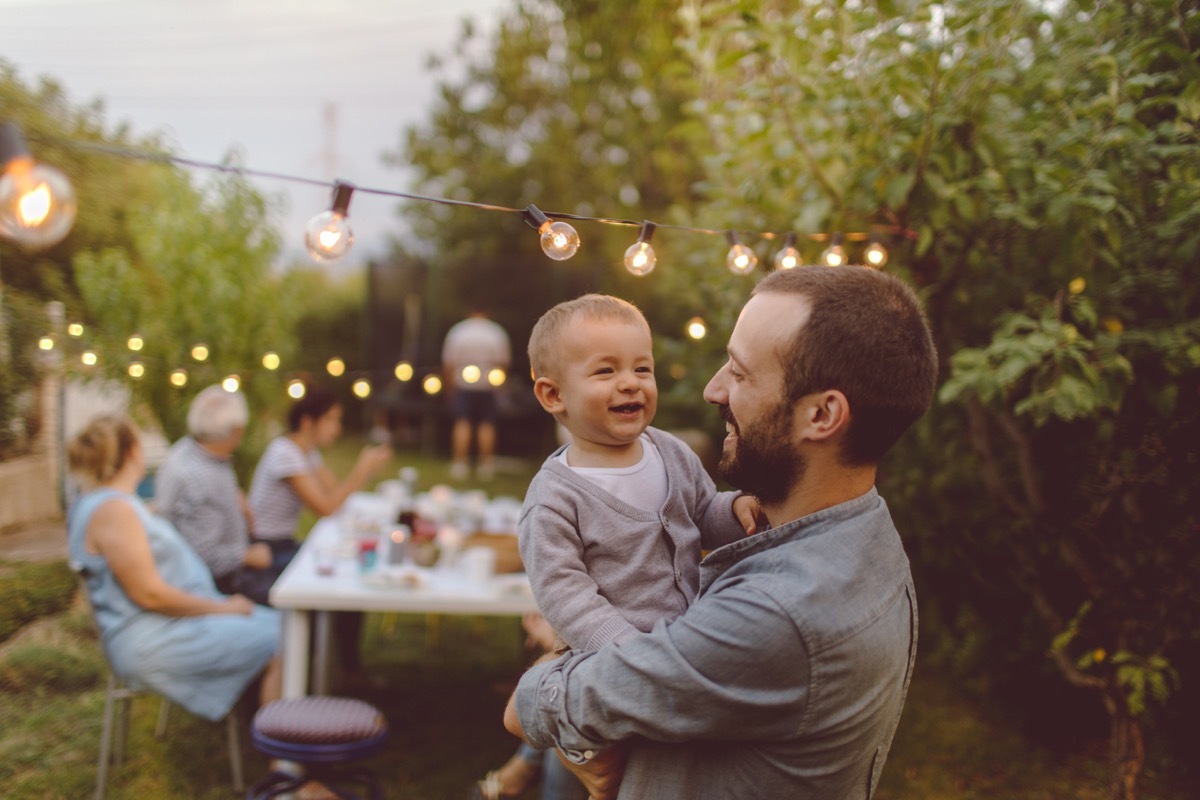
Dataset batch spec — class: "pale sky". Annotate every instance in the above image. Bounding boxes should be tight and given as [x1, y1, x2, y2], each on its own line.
[0, 0, 510, 269]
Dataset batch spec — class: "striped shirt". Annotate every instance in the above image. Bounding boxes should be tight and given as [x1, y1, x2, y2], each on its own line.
[247, 436, 323, 541]
[155, 436, 249, 579]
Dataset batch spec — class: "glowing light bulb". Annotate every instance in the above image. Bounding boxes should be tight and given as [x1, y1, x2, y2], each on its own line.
[38, 336, 54, 351]
[170, 369, 188, 387]
[287, 379, 306, 399]
[820, 234, 847, 267]
[461, 365, 482, 384]
[487, 368, 506, 387]
[191, 343, 209, 362]
[326, 357, 345, 377]
[624, 221, 657, 276]
[128, 361, 145, 379]
[540, 220, 580, 260]
[262, 351, 281, 370]
[68, 323, 83, 337]
[686, 317, 707, 340]
[304, 211, 353, 261]
[423, 375, 443, 395]
[304, 181, 355, 262]
[352, 379, 372, 398]
[394, 361, 414, 382]
[523, 204, 580, 260]
[81, 350, 97, 366]
[222, 375, 240, 392]
[0, 123, 77, 250]
[127, 334, 144, 351]
[725, 232, 757, 275]
[864, 237, 888, 268]
[773, 233, 801, 270]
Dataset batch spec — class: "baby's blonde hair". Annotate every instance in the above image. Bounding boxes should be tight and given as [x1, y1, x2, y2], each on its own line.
[527, 294, 649, 380]
[67, 414, 139, 489]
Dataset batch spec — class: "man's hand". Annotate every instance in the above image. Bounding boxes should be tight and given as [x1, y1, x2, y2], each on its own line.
[555, 743, 629, 800]
[244, 542, 272, 570]
[732, 493, 766, 535]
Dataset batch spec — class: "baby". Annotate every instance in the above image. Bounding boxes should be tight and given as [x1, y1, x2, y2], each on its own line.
[520, 293, 759, 652]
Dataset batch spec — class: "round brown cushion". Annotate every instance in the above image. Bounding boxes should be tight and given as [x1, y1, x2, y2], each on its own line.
[253, 697, 386, 744]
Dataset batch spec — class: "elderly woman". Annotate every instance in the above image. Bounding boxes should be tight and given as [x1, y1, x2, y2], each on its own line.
[67, 414, 281, 721]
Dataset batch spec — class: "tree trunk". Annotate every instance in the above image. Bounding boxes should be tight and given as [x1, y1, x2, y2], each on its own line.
[1109, 702, 1145, 800]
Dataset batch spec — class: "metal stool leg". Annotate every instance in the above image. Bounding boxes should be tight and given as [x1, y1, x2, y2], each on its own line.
[226, 712, 244, 792]
[155, 699, 170, 739]
[94, 674, 118, 800]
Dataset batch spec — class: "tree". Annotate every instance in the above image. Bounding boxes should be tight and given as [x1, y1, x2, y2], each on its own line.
[71, 163, 299, 453]
[391, 0, 731, 432]
[1, 63, 166, 456]
[679, 1, 1199, 796]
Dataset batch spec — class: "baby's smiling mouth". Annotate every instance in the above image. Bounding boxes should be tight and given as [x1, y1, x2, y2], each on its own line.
[610, 402, 644, 414]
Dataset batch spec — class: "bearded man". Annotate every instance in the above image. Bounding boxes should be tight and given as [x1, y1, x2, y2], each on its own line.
[504, 266, 938, 800]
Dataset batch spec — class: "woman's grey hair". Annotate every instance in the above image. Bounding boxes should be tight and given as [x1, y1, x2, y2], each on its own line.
[187, 385, 249, 442]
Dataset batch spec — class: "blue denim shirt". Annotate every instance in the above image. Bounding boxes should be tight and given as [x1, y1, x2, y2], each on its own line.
[516, 488, 917, 799]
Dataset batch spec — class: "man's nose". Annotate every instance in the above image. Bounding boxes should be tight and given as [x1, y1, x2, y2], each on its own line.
[703, 368, 727, 405]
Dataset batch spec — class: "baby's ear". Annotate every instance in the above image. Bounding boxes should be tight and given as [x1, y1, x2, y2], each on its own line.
[533, 377, 565, 414]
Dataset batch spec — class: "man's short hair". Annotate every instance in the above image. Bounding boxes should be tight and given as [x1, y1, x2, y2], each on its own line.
[187, 385, 249, 442]
[527, 294, 649, 380]
[753, 267, 938, 465]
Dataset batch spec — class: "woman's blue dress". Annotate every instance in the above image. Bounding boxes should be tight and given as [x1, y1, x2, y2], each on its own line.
[68, 488, 279, 721]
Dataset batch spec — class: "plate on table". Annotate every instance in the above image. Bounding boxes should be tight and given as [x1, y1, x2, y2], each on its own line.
[362, 565, 429, 590]
[492, 574, 533, 597]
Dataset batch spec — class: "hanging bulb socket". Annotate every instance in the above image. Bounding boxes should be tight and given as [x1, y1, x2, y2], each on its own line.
[864, 233, 889, 268]
[820, 233, 847, 267]
[726, 231, 758, 276]
[773, 232, 802, 270]
[0, 122, 78, 250]
[523, 204, 580, 260]
[305, 180, 355, 261]
[624, 220, 657, 276]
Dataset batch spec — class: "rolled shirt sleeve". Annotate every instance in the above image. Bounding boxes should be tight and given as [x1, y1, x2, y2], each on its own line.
[516, 579, 811, 757]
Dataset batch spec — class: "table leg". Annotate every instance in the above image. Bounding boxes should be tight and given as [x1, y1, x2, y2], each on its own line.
[281, 609, 311, 698]
[313, 610, 332, 695]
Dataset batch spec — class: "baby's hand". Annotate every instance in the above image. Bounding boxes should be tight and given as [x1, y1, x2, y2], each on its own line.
[732, 494, 765, 535]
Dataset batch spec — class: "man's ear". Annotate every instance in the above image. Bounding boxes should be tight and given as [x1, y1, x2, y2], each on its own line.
[533, 376, 565, 414]
[797, 389, 850, 443]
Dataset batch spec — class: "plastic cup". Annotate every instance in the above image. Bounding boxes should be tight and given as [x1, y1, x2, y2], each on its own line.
[314, 545, 336, 577]
[462, 546, 496, 584]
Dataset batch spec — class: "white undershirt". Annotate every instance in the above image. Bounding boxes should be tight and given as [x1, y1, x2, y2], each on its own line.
[557, 434, 668, 513]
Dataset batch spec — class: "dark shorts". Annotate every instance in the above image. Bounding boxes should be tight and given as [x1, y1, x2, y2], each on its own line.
[236, 539, 301, 606]
[452, 389, 499, 425]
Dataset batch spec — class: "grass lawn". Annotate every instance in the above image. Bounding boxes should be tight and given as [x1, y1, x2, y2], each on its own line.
[1, 438, 1193, 799]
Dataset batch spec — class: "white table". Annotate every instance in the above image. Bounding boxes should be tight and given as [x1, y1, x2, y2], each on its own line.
[270, 516, 538, 698]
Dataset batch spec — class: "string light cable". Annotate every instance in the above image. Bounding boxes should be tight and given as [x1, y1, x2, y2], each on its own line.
[6, 126, 918, 396]
[7, 129, 910, 272]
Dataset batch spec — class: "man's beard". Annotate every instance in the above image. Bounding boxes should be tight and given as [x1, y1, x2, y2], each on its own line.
[718, 402, 804, 507]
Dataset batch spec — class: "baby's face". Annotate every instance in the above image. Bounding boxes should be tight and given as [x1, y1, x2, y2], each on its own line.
[553, 316, 657, 452]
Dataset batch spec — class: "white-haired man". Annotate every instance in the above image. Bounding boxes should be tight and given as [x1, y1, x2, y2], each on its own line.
[156, 385, 271, 599]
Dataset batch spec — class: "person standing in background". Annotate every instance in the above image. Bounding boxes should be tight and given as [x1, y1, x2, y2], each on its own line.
[442, 308, 512, 481]
[156, 385, 271, 599]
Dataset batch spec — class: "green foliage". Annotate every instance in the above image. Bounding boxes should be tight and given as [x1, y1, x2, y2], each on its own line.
[71, 165, 293, 441]
[939, 294, 1133, 425]
[0, 560, 76, 644]
[394, 0, 729, 432]
[0, 63, 167, 456]
[680, 0, 1200, 788]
